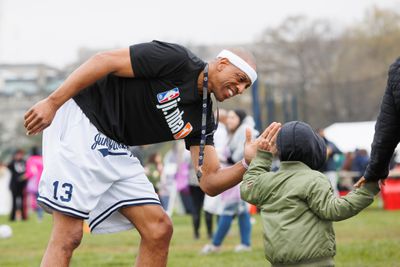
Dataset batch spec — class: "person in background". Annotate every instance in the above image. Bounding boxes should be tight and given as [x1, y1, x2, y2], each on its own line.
[188, 166, 214, 240]
[145, 152, 163, 193]
[241, 121, 380, 267]
[188, 109, 229, 240]
[159, 141, 193, 216]
[338, 151, 356, 192]
[318, 128, 342, 196]
[0, 162, 12, 216]
[25, 146, 44, 221]
[203, 109, 228, 218]
[201, 109, 256, 254]
[174, 143, 193, 215]
[8, 149, 27, 221]
[158, 147, 176, 214]
[351, 149, 369, 184]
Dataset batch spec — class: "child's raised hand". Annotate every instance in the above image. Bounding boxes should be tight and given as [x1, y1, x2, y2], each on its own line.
[257, 122, 281, 155]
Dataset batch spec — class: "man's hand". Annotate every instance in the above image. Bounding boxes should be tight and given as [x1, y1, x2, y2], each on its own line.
[243, 122, 281, 164]
[24, 97, 59, 135]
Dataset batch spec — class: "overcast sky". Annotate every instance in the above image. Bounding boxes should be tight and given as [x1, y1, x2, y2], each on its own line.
[0, 0, 398, 68]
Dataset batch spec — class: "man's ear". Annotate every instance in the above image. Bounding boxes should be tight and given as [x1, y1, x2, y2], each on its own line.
[216, 58, 229, 72]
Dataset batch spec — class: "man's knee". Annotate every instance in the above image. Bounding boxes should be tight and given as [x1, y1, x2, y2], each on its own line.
[52, 212, 83, 252]
[51, 222, 83, 254]
[143, 214, 173, 245]
[61, 228, 83, 252]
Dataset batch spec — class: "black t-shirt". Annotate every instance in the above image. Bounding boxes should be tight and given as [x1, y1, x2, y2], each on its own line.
[73, 40, 215, 149]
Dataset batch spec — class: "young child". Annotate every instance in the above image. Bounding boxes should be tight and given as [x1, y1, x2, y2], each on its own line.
[241, 121, 380, 267]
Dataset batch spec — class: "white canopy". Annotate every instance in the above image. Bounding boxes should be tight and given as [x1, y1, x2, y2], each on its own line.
[324, 121, 376, 153]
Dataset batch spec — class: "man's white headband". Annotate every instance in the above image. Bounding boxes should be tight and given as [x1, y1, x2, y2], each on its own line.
[217, 49, 257, 85]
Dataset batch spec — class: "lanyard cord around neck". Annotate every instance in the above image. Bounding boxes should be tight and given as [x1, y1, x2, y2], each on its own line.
[196, 64, 209, 181]
[196, 64, 219, 181]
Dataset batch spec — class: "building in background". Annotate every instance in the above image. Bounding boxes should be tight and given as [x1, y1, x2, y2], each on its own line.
[0, 64, 64, 159]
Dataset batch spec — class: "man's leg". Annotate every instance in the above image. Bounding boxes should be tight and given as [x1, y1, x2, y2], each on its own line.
[120, 204, 173, 267]
[41, 211, 83, 267]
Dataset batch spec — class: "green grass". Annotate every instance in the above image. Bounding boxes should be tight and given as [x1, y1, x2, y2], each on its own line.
[0, 202, 399, 267]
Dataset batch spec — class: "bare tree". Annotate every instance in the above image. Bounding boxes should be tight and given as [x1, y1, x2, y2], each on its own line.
[255, 16, 339, 126]
[253, 7, 400, 128]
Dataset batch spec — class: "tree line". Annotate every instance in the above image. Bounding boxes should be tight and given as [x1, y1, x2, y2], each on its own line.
[252, 7, 400, 128]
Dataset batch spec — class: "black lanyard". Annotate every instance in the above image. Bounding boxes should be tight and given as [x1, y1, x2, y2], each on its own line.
[196, 64, 218, 181]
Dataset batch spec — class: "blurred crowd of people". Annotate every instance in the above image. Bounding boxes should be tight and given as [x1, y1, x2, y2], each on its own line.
[317, 129, 382, 196]
[0, 115, 393, 224]
[0, 146, 43, 222]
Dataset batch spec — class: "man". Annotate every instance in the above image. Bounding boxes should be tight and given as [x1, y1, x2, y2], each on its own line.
[355, 57, 400, 187]
[24, 40, 275, 267]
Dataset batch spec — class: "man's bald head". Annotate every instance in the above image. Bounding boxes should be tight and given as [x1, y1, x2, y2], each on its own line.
[225, 47, 257, 72]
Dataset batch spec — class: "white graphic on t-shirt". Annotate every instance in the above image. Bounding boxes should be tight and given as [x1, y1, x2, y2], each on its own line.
[156, 88, 192, 139]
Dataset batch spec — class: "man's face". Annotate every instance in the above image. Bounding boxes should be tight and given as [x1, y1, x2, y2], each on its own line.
[211, 59, 252, 102]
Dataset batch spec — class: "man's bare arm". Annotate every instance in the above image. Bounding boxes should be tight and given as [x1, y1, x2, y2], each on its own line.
[190, 122, 281, 196]
[190, 145, 246, 196]
[24, 48, 133, 135]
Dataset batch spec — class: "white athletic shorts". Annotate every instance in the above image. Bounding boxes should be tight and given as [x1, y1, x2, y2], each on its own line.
[37, 99, 161, 234]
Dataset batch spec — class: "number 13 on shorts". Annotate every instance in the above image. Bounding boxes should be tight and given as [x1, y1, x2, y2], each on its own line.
[53, 181, 74, 202]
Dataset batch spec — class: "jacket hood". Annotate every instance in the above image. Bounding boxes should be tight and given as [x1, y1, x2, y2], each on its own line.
[277, 121, 327, 170]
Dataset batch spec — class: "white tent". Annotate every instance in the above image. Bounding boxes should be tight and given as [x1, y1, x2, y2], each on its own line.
[324, 121, 376, 153]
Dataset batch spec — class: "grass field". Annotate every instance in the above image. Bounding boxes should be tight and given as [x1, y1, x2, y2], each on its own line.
[0, 201, 399, 267]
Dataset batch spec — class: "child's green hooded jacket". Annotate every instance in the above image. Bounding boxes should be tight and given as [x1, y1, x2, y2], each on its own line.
[241, 121, 380, 266]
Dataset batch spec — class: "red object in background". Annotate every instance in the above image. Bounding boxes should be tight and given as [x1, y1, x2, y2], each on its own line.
[249, 204, 258, 215]
[339, 191, 349, 197]
[381, 178, 400, 210]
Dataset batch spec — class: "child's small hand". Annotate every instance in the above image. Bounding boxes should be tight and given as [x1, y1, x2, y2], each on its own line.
[257, 122, 281, 155]
[353, 176, 366, 188]
[354, 176, 385, 188]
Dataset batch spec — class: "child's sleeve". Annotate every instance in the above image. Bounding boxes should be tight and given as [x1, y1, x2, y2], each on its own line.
[304, 175, 380, 221]
[240, 150, 272, 205]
